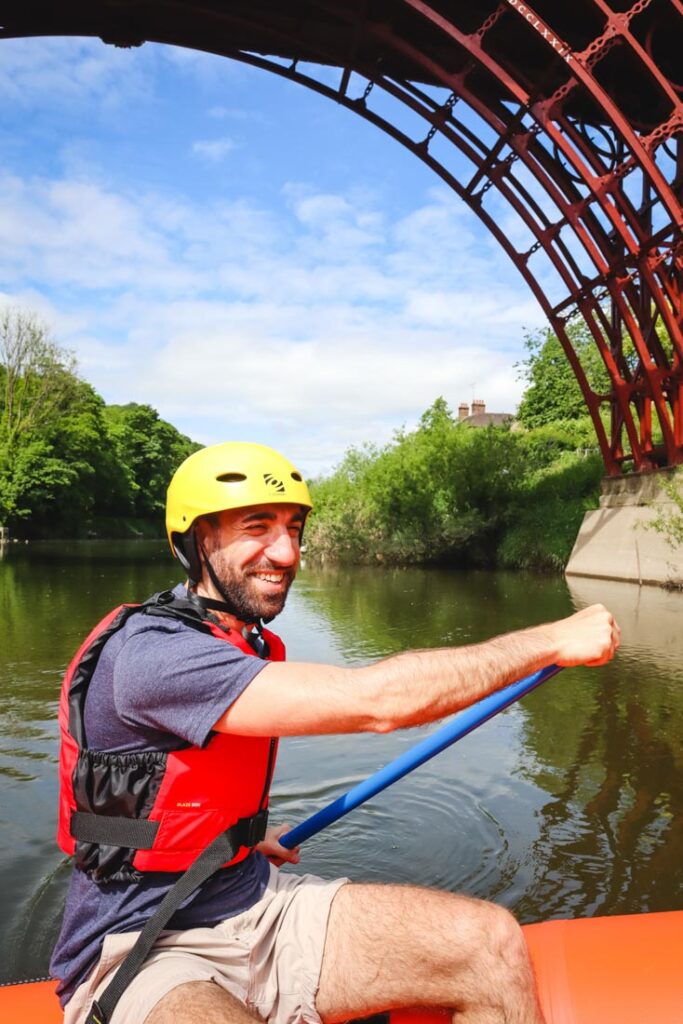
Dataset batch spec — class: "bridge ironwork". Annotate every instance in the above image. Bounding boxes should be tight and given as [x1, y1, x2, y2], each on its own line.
[1, 0, 681, 473]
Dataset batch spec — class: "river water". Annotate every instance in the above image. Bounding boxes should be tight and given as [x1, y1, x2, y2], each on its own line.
[1, 541, 682, 984]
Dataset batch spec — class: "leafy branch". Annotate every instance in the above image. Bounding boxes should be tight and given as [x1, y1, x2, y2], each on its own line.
[645, 470, 683, 550]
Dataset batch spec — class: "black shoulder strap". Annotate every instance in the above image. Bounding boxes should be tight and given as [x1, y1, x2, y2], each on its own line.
[143, 591, 269, 655]
[85, 809, 268, 1024]
[140, 589, 230, 634]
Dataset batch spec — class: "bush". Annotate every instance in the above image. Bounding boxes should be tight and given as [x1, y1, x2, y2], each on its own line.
[497, 452, 603, 571]
[308, 399, 526, 566]
[308, 398, 603, 572]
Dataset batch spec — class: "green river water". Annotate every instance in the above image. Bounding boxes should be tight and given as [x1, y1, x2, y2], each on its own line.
[0, 540, 681, 984]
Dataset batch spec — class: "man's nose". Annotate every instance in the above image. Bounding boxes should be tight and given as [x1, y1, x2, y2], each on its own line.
[264, 529, 299, 565]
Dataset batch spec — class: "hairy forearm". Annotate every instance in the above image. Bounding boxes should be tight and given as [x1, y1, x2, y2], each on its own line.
[216, 604, 617, 737]
[356, 624, 558, 732]
[218, 622, 561, 737]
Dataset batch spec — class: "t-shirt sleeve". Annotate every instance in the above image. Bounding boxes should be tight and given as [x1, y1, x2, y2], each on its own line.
[112, 623, 267, 747]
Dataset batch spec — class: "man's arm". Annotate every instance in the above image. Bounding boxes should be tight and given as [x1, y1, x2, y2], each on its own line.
[213, 603, 619, 737]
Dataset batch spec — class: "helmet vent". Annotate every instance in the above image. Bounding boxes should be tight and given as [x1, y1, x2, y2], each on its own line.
[216, 472, 247, 483]
[291, 472, 302, 481]
[263, 472, 286, 494]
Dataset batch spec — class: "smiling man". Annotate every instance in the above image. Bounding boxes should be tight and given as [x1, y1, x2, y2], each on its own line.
[193, 503, 304, 622]
[51, 442, 620, 1024]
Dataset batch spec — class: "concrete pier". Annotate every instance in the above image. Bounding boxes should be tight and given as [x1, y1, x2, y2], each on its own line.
[566, 469, 683, 587]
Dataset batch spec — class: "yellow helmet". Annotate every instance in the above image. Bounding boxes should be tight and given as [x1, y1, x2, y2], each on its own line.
[166, 442, 312, 581]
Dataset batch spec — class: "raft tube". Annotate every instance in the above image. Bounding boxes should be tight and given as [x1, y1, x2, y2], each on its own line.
[2, 911, 681, 1023]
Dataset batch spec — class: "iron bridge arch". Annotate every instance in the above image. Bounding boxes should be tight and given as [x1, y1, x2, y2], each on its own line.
[2, 0, 682, 474]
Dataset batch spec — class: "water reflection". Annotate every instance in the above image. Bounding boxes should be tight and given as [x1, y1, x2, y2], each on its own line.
[515, 577, 683, 919]
[1, 545, 682, 985]
[568, 575, 683, 676]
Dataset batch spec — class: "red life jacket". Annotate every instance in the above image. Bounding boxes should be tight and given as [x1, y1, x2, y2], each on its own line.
[57, 591, 283, 882]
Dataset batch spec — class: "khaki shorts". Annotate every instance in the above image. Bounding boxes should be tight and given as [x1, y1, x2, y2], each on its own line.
[64, 867, 348, 1024]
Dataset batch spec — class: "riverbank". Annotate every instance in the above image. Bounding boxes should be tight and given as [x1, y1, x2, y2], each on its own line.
[1, 517, 165, 542]
[307, 402, 604, 573]
[4, 410, 605, 570]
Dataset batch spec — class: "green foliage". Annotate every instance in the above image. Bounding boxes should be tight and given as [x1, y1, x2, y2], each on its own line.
[497, 452, 603, 571]
[0, 310, 84, 526]
[104, 404, 201, 519]
[0, 307, 201, 537]
[517, 321, 610, 428]
[516, 416, 598, 468]
[308, 397, 528, 566]
[645, 469, 683, 550]
[0, 437, 79, 521]
[0, 304, 606, 566]
[308, 385, 605, 572]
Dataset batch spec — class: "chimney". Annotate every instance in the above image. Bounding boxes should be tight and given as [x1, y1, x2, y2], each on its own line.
[471, 399, 486, 415]
[458, 402, 469, 420]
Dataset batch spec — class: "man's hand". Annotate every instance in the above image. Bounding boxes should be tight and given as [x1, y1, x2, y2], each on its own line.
[255, 823, 301, 866]
[549, 603, 620, 667]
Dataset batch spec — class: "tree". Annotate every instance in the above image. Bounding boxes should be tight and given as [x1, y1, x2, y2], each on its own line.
[0, 308, 77, 458]
[0, 309, 83, 524]
[516, 321, 610, 428]
[104, 404, 201, 519]
[0, 307, 204, 536]
[48, 379, 134, 525]
[308, 397, 527, 565]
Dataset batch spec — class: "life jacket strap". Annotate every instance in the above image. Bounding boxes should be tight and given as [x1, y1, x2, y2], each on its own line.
[84, 808, 269, 1024]
[70, 812, 160, 849]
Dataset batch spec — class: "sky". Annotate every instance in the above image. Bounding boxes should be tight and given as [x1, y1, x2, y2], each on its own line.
[0, 34, 547, 476]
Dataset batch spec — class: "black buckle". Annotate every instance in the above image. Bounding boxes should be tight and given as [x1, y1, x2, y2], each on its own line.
[86, 1000, 107, 1024]
[237, 808, 269, 848]
[244, 622, 270, 659]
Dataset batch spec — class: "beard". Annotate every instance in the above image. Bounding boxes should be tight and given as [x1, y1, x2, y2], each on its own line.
[207, 553, 296, 623]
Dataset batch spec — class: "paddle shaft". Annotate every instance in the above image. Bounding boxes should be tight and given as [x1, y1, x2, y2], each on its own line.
[280, 664, 562, 849]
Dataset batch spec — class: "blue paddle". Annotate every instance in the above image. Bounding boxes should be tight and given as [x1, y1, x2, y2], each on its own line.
[280, 663, 562, 849]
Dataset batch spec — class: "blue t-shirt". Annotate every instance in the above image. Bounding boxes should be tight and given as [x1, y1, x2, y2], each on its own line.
[50, 586, 272, 1005]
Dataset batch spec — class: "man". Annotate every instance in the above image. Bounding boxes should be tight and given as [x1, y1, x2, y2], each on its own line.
[51, 441, 620, 1024]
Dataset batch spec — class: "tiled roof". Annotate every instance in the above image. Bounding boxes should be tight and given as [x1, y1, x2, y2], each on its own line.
[461, 412, 513, 427]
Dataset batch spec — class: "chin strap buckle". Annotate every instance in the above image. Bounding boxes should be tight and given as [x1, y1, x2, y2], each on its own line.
[243, 622, 270, 659]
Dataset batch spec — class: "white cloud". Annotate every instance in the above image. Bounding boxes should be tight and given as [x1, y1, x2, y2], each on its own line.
[0, 161, 544, 473]
[159, 43, 244, 87]
[0, 172, 196, 292]
[0, 36, 240, 113]
[0, 37, 152, 109]
[192, 137, 237, 162]
[207, 105, 271, 125]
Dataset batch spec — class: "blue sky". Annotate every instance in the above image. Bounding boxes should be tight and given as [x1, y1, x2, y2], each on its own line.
[0, 35, 545, 475]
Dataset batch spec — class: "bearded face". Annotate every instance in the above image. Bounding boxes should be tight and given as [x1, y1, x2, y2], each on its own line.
[203, 543, 297, 622]
[196, 505, 304, 623]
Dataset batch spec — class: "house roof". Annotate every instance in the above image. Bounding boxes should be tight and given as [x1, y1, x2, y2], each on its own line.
[461, 412, 514, 427]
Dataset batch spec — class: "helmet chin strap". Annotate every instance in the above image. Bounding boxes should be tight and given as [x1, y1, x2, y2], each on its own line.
[194, 538, 262, 627]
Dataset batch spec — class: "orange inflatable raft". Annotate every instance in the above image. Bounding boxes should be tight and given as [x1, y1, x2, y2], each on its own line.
[1, 911, 681, 1024]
